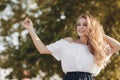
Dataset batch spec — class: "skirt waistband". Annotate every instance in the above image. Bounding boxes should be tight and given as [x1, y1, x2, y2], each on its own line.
[66, 71, 92, 76]
[64, 71, 93, 80]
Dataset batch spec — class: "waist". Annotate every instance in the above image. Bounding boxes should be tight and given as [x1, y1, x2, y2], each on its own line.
[66, 71, 92, 76]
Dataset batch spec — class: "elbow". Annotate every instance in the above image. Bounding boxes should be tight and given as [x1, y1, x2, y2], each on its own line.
[38, 50, 46, 54]
[35, 47, 46, 54]
[38, 50, 51, 54]
[111, 44, 120, 53]
[36, 46, 51, 54]
[117, 44, 120, 51]
[119, 45, 120, 51]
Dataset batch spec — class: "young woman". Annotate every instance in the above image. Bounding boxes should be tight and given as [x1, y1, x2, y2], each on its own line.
[22, 14, 120, 80]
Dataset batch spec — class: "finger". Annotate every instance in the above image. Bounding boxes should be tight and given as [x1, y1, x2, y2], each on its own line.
[24, 19, 30, 23]
[24, 21, 30, 25]
[25, 17, 32, 21]
[25, 19, 32, 24]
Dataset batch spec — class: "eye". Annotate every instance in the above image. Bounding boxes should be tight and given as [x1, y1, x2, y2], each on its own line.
[83, 23, 87, 27]
[83, 24, 87, 26]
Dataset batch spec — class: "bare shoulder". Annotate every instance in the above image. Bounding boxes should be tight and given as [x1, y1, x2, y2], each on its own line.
[63, 37, 74, 43]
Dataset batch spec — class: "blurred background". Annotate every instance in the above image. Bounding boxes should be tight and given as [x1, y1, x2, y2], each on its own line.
[0, 0, 120, 80]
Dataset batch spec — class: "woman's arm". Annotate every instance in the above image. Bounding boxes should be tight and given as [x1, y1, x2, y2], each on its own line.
[103, 34, 120, 54]
[22, 17, 51, 54]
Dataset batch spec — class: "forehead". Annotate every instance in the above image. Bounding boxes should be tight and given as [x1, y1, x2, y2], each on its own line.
[77, 18, 87, 23]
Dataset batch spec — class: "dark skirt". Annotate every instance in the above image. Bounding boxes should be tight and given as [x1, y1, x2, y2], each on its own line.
[63, 72, 94, 80]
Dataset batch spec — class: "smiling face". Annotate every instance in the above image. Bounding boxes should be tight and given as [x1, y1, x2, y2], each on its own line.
[76, 18, 88, 37]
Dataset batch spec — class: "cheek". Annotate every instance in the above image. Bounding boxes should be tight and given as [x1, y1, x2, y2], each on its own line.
[76, 28, 80, 33]
[76, 27, 81, 31]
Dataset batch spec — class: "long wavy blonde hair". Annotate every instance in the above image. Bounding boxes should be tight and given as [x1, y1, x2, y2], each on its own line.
[76, 14, 109, 67]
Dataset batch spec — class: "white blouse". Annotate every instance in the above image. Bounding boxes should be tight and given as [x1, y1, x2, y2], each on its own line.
[46, 39, 112, 76]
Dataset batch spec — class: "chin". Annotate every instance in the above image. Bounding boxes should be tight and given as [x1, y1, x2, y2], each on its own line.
[78, 32, 87, 36]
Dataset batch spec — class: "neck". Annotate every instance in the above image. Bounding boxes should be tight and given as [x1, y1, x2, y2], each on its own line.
[79, 36, 88, 45]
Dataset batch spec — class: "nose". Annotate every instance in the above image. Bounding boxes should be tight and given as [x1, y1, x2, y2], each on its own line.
[77, 25, 84, 29]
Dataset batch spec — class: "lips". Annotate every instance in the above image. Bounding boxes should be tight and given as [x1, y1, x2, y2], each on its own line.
[78, 30, 85, 33]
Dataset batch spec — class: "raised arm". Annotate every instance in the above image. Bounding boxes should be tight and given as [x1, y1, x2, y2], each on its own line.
[22, 17, 51, 54]
[103, 34, 120, 54]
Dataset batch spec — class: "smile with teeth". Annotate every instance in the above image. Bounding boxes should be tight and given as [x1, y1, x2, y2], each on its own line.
[78, 30, 85, 33]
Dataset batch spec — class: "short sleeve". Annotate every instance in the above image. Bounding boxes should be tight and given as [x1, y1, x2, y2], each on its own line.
[46, 39, 65, 61]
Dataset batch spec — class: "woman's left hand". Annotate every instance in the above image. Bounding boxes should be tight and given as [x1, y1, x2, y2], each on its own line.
[103, 34, 120, 54]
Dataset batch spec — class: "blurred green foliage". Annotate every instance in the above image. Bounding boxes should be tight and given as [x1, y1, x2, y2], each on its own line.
[0, 0, 120, 80]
